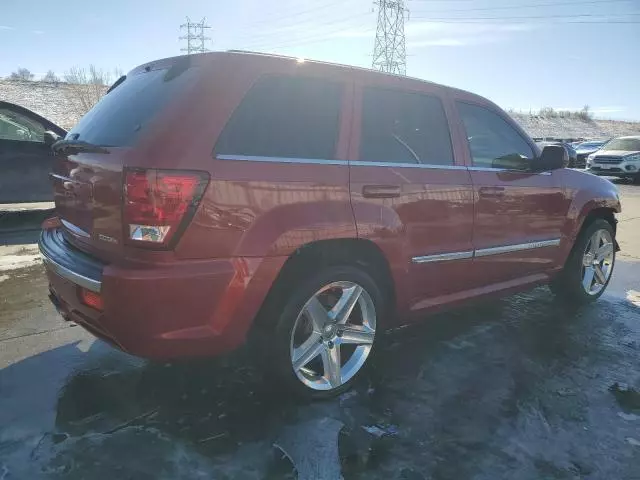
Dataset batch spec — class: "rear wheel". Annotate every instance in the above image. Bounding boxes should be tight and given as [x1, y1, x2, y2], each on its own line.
[550, 218, 615, 303]
[268, 265, 383, 398]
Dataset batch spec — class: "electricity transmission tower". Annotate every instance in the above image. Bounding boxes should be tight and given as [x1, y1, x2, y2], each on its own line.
[180, 17, 211, 54]
[372, 0, 408, 75]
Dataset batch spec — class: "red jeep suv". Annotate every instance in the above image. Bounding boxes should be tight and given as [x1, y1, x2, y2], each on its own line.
[40, 52, 620, 397]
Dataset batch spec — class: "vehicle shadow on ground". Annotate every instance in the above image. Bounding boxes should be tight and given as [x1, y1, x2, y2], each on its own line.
[2, 286, 639, 479]
[0, 210, 51, 246]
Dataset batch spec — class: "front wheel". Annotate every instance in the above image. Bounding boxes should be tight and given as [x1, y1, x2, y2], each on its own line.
[269, 266, 384, 398]
[550, 218, 615, 303]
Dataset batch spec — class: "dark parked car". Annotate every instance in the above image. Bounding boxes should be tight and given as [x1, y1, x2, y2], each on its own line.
[575, 140, 608, 169]
[40, 52, 621, 397]
[0, 101, 66, 204]
[537, 141, 578, 167]
[586, 136, 640, 182]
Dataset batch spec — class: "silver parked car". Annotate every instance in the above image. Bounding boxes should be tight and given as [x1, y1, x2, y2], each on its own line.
[586, 136, 640, 183]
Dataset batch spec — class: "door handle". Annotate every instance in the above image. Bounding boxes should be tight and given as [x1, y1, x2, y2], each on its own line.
[478, 186, 505, 198]
[362, 185, 401, 199]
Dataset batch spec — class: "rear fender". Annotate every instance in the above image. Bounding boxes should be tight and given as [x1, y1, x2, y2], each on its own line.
[236, 200, 358, 257]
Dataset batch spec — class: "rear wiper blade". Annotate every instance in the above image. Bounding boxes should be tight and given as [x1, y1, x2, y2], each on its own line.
[52, 139, 110, 155]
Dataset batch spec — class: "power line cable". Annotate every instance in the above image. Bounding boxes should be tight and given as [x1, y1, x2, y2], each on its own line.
[240, 0, 350, 28]
[409, 0, 633, 9]
[240, 23, 375, 51]
[237, 14, 373, 48]
[411, 12, 640, 20]
[413, 18, 640, 23]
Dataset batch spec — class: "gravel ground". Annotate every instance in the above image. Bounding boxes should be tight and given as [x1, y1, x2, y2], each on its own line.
[0, 183, 638, 480]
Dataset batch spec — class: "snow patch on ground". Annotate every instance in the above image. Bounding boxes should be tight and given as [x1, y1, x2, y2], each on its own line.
[627, 290, 640, 308]
[0, 244, 40, 272]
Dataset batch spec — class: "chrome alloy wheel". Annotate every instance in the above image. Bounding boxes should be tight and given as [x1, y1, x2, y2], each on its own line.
[289, 281, 376, 391]
[581, 228, 614, 295]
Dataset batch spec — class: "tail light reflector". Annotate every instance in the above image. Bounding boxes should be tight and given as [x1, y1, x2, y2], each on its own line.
[80, 288, 104, 311]
[123, 169, 209, 248]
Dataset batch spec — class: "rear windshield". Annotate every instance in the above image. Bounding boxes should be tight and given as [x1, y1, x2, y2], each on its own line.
[66, 64, 198, 147]
[604, 138, 640, 151]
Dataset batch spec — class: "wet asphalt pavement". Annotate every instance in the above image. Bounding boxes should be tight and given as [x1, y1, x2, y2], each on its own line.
[1, 184, 639, 479]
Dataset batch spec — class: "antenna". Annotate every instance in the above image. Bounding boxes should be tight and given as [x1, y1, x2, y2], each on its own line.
[372, 1, 408, 75]
[179, 17, 211, 54]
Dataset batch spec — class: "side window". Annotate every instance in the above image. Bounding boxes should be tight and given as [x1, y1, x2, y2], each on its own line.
[214, 76, 342, 160]
[0, 108, 45, 143]
[359, 88, 453, 165]
[457, 102, 534, 168]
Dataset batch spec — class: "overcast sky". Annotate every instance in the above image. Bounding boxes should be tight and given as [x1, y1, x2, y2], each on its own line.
[1, 0, 639, 120]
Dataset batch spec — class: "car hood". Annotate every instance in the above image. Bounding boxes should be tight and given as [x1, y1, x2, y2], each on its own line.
[594, 150, 640, 157]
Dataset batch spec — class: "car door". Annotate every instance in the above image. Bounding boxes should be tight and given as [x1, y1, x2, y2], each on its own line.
[349, 83, 475, 315]
[454, 100, 567, 286]
[0, 103, 65, 204]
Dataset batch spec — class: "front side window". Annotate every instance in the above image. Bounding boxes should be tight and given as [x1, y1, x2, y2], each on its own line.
[457, 102, 534, 168]
[214, 76, 343, 160]
[359, 88, 454, 165]
[0, 108, 45, 142]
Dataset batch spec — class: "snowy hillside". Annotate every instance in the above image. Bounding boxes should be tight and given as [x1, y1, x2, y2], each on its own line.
[511, 113, 640, 140]
[2, 79, 639, 140]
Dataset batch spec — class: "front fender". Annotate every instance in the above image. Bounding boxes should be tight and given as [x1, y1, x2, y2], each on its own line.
[561, 170, 621, 250]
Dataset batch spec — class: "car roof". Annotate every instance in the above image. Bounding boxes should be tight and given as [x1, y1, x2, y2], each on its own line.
[133, 50, 488, 103]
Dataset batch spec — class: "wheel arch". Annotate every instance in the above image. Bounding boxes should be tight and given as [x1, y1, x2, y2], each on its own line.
[559, 206, 619, 270]
[252, 237, 396, 330]
[579, 207, 618, 238]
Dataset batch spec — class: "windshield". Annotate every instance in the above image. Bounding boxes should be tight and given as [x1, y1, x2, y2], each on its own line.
[67, 65, 198, 146]
[603, 138, 640, 151]
[577, 142, 605, 150]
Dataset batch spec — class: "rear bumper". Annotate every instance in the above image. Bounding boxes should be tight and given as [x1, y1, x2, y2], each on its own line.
[39, 227, 285, 359]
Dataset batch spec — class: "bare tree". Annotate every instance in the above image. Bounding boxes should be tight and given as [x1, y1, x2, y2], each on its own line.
[42, 70, 59, 82]
[8, 68, 34, 81]
[63, 65, 112, 116]
[578, 104, 592, 120]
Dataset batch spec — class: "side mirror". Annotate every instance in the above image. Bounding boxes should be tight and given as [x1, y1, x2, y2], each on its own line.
[44, 130, 60, 147]
[491, 153, 530, 171]
[535, 145, 568, 172]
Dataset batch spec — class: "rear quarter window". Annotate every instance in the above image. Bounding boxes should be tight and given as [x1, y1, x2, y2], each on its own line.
[213, 75, 343, 160]
[359, 87, 454, 165]
[67, 62, 198, 147]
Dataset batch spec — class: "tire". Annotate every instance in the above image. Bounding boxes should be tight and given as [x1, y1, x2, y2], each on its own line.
[550, 218, 616, 304]
[265, 265, 385, 399]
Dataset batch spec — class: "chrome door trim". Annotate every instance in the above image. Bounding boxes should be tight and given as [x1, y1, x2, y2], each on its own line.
[216, 155, 467, 170]
[215, 155, 348, 166]
[467, 166, 552, 176]
[474, 239, 561, 257]
[412, 251, 474, 263]
[350, 160, 467, 170]
[412, 239, 561, 263]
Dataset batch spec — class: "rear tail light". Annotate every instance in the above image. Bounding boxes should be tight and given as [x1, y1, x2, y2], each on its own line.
[123, 169, 209, 248]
